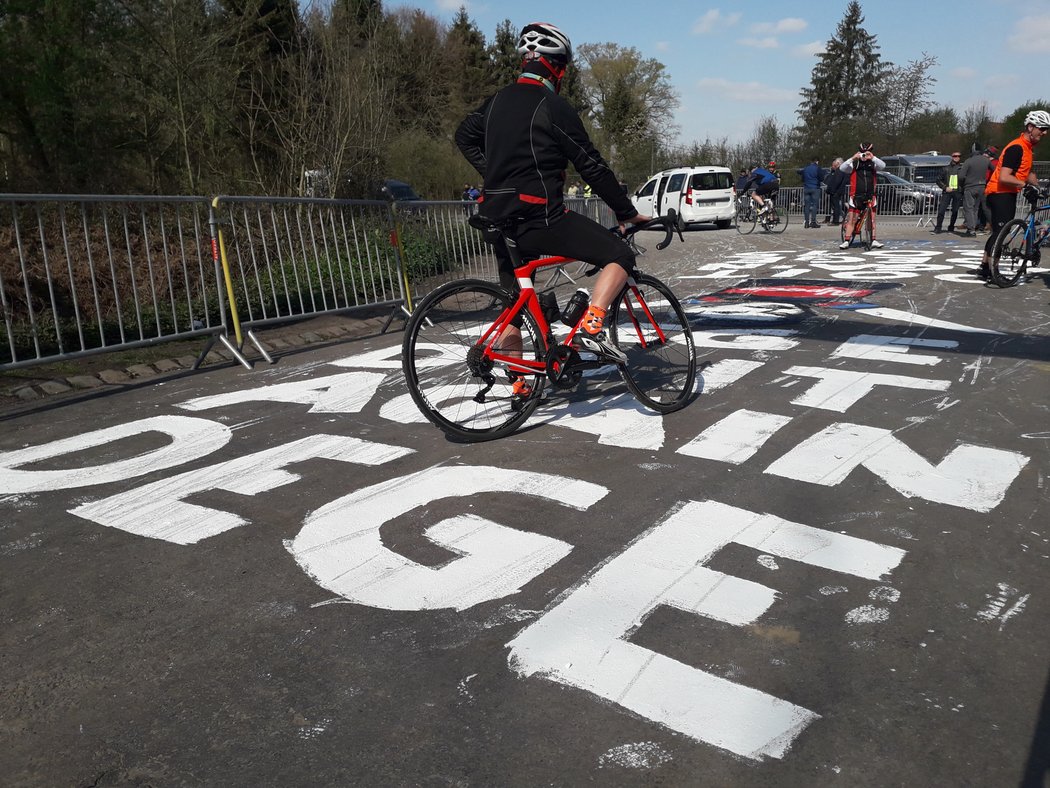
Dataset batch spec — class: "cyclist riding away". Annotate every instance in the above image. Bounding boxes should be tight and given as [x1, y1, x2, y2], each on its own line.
[744, 162, 779, 214]
[454, 21, 650, 394]
[839, 143, 885, 249]
[975, 109, 1050, 279]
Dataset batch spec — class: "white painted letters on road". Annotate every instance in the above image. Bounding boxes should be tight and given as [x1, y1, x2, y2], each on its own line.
[71, 435, 412, 544]
[0, 416, 230, 493]
[179, 371, 387, 414]
[508, 500, 905, 760]
[784, 366, 950, 412]
[290, 466, 606, 611]
[766, 422, 1028, 511]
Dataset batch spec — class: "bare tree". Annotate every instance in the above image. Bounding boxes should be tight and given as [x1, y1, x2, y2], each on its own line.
[880, 53, 938, 144]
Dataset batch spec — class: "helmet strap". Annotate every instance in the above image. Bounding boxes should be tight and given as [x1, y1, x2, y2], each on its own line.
[519, 55, 565, 92]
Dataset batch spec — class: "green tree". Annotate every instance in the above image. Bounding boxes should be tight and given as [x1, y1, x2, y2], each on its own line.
[487, 19, 519, 89]
[0, 0, 135, 190]
[999, 101, 1050, 140]
[575, 42, 677, 183]
[880, 53, 938, 145]
[795, 1, 887, 154]
[445, 7, 490, 115]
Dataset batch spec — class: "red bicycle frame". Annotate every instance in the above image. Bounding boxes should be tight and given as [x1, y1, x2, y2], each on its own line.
[471, 253, 669, 378]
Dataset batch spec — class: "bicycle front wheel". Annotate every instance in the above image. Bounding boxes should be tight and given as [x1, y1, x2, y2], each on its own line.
[608, 273, 697, 414]
[402, 279, 546, 441]
[736, 203, 756, 235]
[990, 219, 1029, 287]
[860, 210, 873, 250]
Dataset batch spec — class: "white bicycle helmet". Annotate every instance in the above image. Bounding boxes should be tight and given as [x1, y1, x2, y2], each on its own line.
[1024, 109, 1050, 128]
[517, 22, 572, 64]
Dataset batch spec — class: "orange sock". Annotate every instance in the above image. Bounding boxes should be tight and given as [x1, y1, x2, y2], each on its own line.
[581, 304, 606, 334]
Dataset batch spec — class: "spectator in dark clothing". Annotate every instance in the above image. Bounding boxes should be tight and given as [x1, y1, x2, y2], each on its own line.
[823, 158, 847, 226]
[960, 148, 996, 237]
[799, 157, 823, 228]
[734, 168, 749, 193]
[933, 152, 963, 233]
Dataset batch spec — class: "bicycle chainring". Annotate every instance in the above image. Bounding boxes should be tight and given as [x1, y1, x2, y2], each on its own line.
[545, 345, 584, 390]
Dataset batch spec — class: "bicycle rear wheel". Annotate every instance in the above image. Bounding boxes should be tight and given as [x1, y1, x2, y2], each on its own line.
[608, 273, 697, 413]
[989, 219, 1029, 287]
[735, 202, 756, 235]
[767, 203, 788, 234]
[402, 279, 546, 441]
[860, 209, 873, 250]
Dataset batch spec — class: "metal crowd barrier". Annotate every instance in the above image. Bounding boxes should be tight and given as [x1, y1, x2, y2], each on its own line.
[0, 194, 625, 373]
[210, 196, 406, 363]
[0, 194, 227, 371]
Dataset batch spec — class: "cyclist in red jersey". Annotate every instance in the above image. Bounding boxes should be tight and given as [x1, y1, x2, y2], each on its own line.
[455, 22, 650, 377]
[838, 143, 885, 249]
[973, 109, 1050, 278]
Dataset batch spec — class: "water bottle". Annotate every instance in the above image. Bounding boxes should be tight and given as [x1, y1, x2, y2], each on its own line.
[561, 288, 589, 326]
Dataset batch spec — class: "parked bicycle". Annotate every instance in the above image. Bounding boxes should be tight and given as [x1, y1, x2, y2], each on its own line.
[988, 188, 1050, 287]
[402, 213, 698, 442]
[736, 192, 787, 235]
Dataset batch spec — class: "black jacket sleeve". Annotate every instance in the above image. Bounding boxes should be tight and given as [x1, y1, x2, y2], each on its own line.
[550, 101, 637, 221]
[455, 99, 489, 177]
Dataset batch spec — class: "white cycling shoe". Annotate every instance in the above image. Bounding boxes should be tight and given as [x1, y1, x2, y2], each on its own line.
[577, 332, 628, 365]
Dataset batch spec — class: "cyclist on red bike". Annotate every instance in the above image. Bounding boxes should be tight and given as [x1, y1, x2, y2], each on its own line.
[839, 143, 885, 249]
[455, 22, 650, 378]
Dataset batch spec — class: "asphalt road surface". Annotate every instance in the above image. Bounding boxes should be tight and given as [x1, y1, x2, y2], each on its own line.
[2, 220, 1049, 787]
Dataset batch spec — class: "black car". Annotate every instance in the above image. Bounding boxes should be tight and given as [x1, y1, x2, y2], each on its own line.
[378, 179, 423, 202]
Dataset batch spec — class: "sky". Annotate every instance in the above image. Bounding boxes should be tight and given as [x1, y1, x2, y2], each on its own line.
[392, 0, 1050, 148]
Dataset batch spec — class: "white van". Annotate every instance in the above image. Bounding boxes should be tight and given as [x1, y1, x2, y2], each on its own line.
[631, 166, 735, 229]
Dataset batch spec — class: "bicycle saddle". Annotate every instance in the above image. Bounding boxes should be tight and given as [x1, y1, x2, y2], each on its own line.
[468, 214, 522, 234]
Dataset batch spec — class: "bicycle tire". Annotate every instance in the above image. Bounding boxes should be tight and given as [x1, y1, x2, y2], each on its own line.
[402, 279, 546, 441]
[860, 209, 873, 250]
[989, 219, 1030, 287]
[736, 203, 756, 235]
[767, 203, 788, 234]
[608, 273, 697, 414]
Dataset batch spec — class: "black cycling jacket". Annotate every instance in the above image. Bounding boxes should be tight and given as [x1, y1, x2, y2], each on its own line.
[455, 79, 637, 230]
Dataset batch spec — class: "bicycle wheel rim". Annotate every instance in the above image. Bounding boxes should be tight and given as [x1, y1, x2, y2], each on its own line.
[736, 205, 756, 235]
[402, 280, 545, 441]
[990, 219, 1028, 287]
[861, 212, 872, 249]
[769, 205, 787, 233]
[609, 274, 697, 414]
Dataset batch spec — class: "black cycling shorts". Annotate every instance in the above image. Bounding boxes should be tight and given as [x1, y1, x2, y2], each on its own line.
[754, 181, 778, 197]
[983, 192, 1019, 256]
[489, 210, 636, 292]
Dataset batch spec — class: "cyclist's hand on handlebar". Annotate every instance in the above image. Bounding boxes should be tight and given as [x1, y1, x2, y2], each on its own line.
[619, 212, 652, 234]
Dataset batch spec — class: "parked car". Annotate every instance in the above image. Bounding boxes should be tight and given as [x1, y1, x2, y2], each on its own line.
[632, 166, 735, 229]
[875, 172, 939, 215]
[378, 179, 423, 202]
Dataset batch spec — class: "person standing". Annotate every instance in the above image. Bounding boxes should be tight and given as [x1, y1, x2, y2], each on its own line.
[839, 143, 885, 249]
[977, 145, 998, 232]
[800, 156, 822, 228]
[932, 152, 963, 233]
[974, 110, 1050, 279]
[959, 148, 995, 237]
[823, 157, 847, 226]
